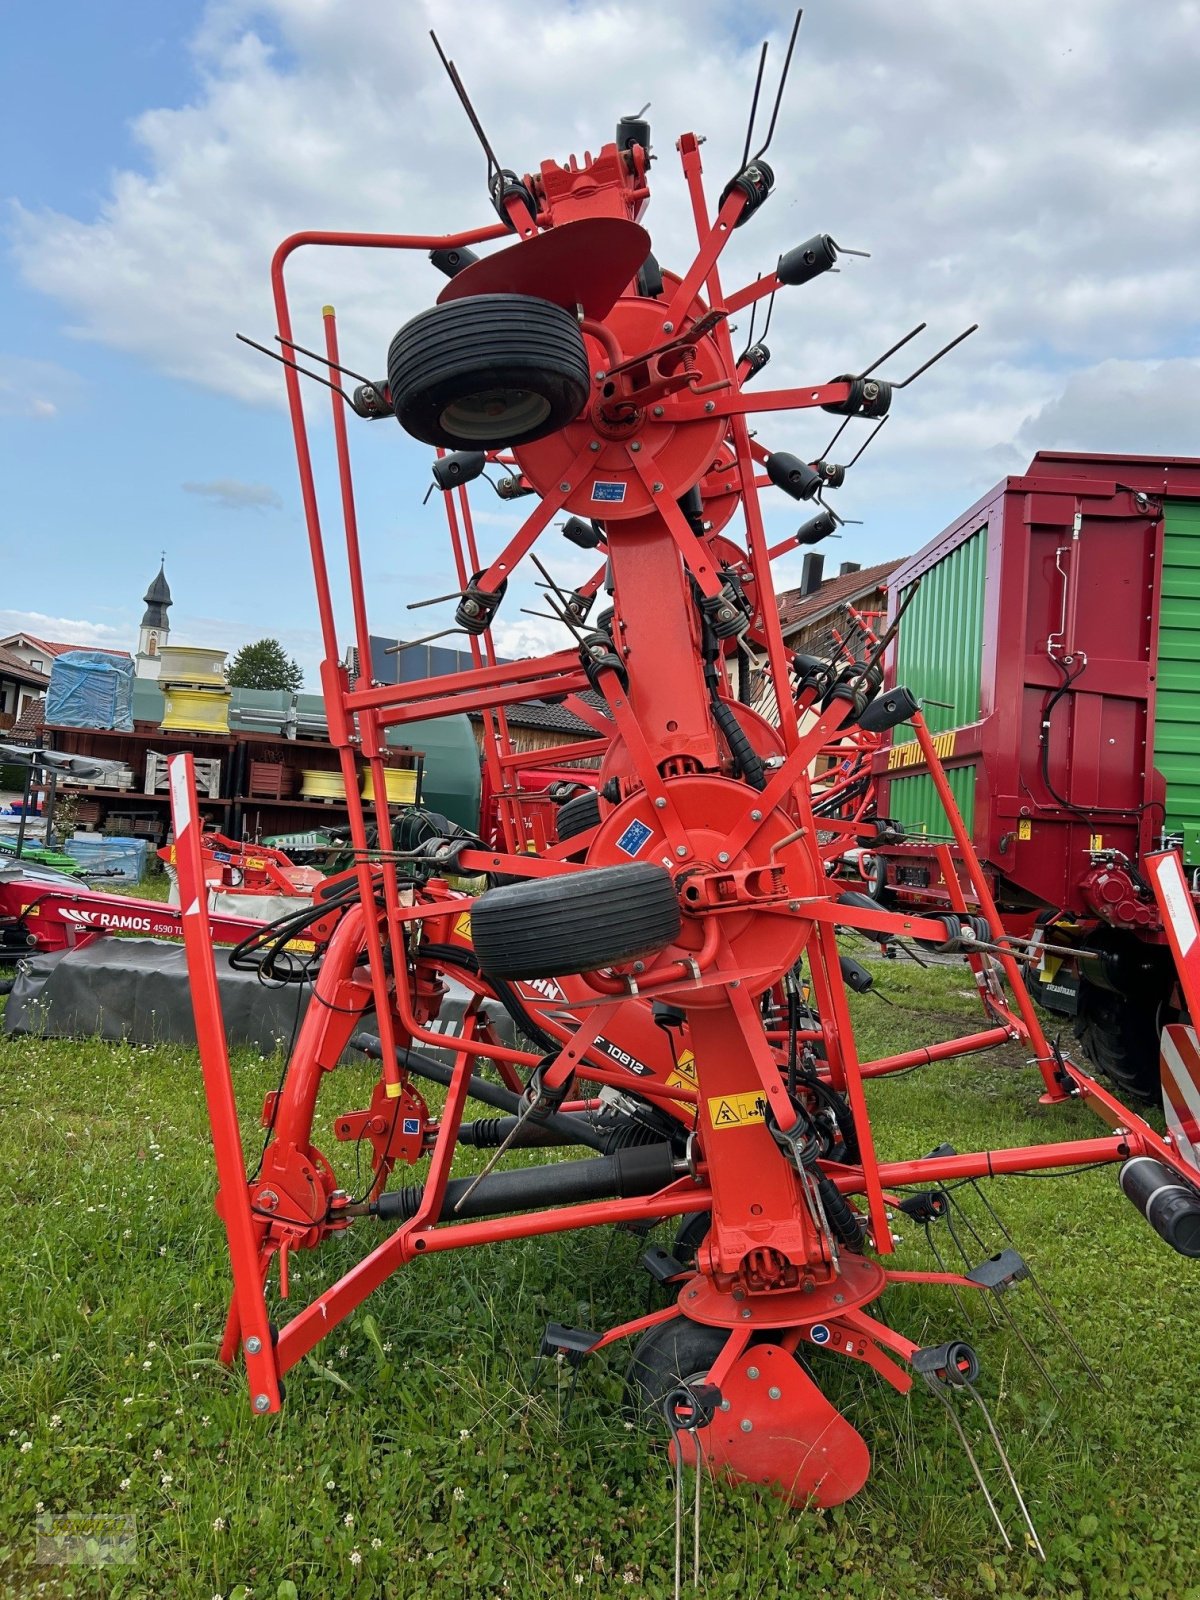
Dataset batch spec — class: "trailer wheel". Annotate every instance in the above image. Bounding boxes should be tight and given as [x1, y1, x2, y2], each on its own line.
[555, 790, 601, 844]
[470, 862, 681, 980]
[625, 1317, 732, 1430]
[387, 293, 591, 448]
[1074, 980, 1160, 1104]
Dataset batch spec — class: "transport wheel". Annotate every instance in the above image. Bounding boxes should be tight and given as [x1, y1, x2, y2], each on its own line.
[470, 862, 681, 980]
[1074, 979, 1161, 1104]
[555, 790, 602, 843]
[387, 293, 591, 448]
[625, 1317, 732, 1430]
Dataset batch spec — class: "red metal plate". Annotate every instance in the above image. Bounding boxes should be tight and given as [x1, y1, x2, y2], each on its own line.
[436, 218, 651, 321]
[678, 1253, 887, 1329]
[676, 1342, 871, 1508]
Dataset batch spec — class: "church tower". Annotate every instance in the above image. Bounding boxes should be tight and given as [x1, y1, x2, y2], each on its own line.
[136, 558, 172, 679]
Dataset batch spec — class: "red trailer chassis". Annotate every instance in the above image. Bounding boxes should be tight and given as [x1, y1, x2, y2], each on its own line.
[168, 57, 1200, 1530]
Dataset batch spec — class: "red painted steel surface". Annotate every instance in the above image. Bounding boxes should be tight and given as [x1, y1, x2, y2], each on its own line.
[877, 452, 1200, 922]
[161, 97, 1200, 1521]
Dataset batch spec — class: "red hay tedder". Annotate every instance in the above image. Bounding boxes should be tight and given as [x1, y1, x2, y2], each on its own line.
[166, 21, 1200, 1548]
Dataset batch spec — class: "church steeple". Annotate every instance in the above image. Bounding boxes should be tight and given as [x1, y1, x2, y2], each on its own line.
[141, 556, 172, 630]
[136, 555, 172, 678]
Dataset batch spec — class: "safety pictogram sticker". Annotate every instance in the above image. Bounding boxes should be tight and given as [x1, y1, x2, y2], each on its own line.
[454, 911, 472, 940]
[707, 1091, 768, 1129]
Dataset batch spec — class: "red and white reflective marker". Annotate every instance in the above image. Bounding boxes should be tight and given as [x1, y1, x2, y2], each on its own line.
[1147, 850, 1200, 1028]
[1161, 1024, 1200, 1175]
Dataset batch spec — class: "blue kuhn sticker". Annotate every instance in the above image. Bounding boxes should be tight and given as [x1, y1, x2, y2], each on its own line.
[591, 480, 627, 503]
[810, 1324, 831, 1346]
[402, 1118, 420, 1136]
[615, 819, 653, 858]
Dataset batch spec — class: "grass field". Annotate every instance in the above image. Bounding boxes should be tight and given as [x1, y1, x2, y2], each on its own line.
[2, 953, 1199, 1599]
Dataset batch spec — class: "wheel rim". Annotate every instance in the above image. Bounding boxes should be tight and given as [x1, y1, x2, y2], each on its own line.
[440, 387, 552, 440]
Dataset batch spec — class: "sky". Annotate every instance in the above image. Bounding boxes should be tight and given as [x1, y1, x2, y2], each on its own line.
[2, 0, 1198, 685]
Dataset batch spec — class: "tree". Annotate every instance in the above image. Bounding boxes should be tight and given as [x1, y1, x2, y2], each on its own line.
[226, 638, 303, 692]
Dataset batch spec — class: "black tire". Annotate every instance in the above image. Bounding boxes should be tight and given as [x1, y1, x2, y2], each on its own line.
[672, 1210, 711, 1266]
[387, 294, 591, 449]
[625, 1317, 731, 1431]
[555, 790, 601, 843]
[470, 862, 681, 980]
[1074, 980, 1161, 1104]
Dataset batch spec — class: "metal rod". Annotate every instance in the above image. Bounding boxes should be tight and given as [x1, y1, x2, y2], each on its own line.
[894, 324, 979, 388]
[740, 41, 768, 169]
[752, 8, 803, 162]
[429, 31, 501, 183]
[275, 335, 373, 387]
[844, 415, 889, 469]
[856, 322, 926, 380]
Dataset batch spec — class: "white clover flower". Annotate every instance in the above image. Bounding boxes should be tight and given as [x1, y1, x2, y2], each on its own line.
[50, 1353, 61, 1362]
[120, 1478, 131, 1491]
[325, 1479, 337, 1491]
[343, 1513, 354, 1528]
[152, 1448, 163, 1461]
[20, 1441, 32, 1454]
[337, 1344, 349, 1359]
[452, 1487, 465, 1503]
[459, 1429, 470, 1441]
[49, 1415, 62, 1430]
[349, 1551, 362, 1568]
[370, 1537, 382, 1550]
[213, 1517, 226, 1532]
[142, 1360, 152, 1370]
[160, 1472, 173, 1488]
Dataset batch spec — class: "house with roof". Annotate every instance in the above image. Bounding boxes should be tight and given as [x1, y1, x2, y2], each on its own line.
[776, 554, 905, 658]
[0, 646, 50, 729]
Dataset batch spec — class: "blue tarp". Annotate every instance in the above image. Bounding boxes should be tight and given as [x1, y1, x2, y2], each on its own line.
[45, 651, 135, 732]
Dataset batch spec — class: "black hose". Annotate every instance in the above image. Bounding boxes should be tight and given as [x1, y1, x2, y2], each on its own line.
[817, 1173, 867, 1250]
[710, 696, 767, 790]
[371, 1141, 678, 1224]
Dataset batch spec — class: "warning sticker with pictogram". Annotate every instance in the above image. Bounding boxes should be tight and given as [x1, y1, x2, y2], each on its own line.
[453, 912, 472, 940]
[707, 1091, 768, 1129]
[667, 1049, 697, 1091]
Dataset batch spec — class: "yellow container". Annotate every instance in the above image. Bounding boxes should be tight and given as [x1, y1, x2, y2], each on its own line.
[157, 645, 227, 684]
[300, 769, 347, 800]
[362, 767, 419, 805]
[160, 686, 232, 732]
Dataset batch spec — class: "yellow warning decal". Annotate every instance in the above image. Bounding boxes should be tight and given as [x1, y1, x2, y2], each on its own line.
[454, 911, 472, 940]
[246, 857, 266, 870]
[1017, 818, 1032, 841]
[707, 1091, 768, 1129]
[886, 730, 956, 771]
[1090, 833, 1103, 851]
[282, 938, 317, 954]
[667, 1049, 697, 1091]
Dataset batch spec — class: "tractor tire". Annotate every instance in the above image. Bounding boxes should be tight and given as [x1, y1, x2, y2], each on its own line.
[555, 790, 601, 843]
[625, 1317, 732, 1431]
[387, 293, 591, 449]
[470, 862, 681, 980]
[1073, 979, 1161, 1104]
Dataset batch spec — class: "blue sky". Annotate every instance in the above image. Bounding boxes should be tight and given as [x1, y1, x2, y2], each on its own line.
[3, 1, 1198, 683]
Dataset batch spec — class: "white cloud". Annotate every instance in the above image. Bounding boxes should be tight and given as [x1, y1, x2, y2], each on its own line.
[0, 609, 132, 652]
[7, 0, 1200, 592]
[182, 477, 283, 510]
[0, 356, 81, 418]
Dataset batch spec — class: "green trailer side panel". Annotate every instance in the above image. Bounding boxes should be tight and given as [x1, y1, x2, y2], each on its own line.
[1155, 502, 1200, 861]
[892, 525, 988, 741]
[387, 716, 481, 831]
[887, 765, 977, 841]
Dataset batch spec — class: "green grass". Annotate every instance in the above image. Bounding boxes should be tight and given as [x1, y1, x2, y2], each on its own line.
[2, 960, 1200, 1599]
